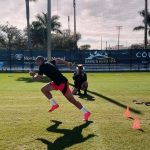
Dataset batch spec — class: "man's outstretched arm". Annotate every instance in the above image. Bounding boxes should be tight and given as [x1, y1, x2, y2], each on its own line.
[54, 59, 73, 68]
[29, 71, 43, 81]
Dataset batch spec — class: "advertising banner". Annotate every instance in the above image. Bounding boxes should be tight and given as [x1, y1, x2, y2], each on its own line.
[0, 49, 149, 70]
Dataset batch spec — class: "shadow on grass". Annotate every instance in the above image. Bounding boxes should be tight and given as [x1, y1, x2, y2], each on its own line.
[16, 77, 51, 83]
[69, 83, 141, 114]
[16, 77, 141, 114]
[128, 117, 134, 120]
[138, 129, 144, 132]
[78, 93, 95, 101]
[133, 100, 150, 106]
[89, 90, 142, 114]
[37, 120, 95, 150]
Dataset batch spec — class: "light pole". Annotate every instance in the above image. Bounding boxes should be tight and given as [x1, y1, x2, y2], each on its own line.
[106, 41, 108, 50]
[73, 0, 77, 48]
[101, 36, 103, 50]
[25, 0, 31, 51]
[116, 26, 122, 50]
[68, 16, 70, 35]
[47, 0, 51, 61]
[144, 0, 148, 49]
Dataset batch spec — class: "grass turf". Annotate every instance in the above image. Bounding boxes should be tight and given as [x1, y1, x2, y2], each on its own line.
[0, 72, 150, 150]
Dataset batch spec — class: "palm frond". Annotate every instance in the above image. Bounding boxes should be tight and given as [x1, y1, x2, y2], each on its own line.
[36, 13, 47, 28]
[139, 10, 145, 17]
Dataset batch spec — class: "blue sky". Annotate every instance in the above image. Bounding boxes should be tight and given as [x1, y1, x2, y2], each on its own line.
[0, 0, 149, 49]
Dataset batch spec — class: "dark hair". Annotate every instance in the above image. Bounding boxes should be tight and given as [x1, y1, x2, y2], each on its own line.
[36, 56, 45, 62]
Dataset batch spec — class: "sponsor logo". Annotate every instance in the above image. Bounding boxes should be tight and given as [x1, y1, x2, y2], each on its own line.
[136, 51, 150, 58]
[14, 54, 66, 62]
[85, 51, 108, 60]
[15, 54, 23, 61]
[85, 51, 116, 64]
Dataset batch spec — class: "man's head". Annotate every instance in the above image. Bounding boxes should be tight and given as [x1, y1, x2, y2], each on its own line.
[76, 64, 83, 71]
[36, 56, 45, 66]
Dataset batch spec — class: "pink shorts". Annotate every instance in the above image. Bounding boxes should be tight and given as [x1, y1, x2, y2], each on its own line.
[50, 81, 71, 96]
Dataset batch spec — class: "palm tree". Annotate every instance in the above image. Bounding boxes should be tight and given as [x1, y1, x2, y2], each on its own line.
[133, 10, 150, 36]
[30, 21, 45, 48]
[36, 12, 62, 34]
[25, 0, 37, 50]
[30, 13, 62, 48]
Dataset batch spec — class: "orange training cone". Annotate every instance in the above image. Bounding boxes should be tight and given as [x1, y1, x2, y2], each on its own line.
[133, 116, 140, 130]
[124, 106, 131, 118]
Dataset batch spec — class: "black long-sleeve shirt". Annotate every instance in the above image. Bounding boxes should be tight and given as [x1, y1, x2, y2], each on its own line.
[38, 60, 67, 85]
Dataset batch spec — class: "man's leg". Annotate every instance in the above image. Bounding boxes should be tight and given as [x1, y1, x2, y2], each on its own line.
[81, 81, 88, 95]
[65, 92, 82, 109]
[64, 91, 91, 121]
[41, 82, 59, 112]
[72, 84, 81, 95]
[72, 87, 79, 95]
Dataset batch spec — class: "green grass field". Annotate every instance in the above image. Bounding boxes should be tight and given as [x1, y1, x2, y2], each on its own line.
[0, 72, 150, 150]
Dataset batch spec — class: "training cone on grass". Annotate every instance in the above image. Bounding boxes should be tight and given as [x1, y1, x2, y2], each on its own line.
[124, 106, 131, 118]
[133, 116, 140, 130]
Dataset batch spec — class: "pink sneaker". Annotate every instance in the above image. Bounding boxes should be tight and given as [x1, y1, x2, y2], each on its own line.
[48, 104, 59, 112]
[83, 112, 91, 121]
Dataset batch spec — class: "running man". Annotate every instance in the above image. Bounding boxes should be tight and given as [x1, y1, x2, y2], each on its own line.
[29, 56, 91, 121]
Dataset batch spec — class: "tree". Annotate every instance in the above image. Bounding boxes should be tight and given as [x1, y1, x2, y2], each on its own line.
[30, 21, 44, 48]
[80, 44, 91, 50]
[130, 44, 144, 49]
[30, 13, 62, 48]
[133, 10, 150, 38]
[36, 13, 62, 34]
[0, 23, 26, 49]
[0, 34, 5, 47]
[51, 30, 81, 50]
[30, 13, 82, 49]
[25, 0, 37, 50]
